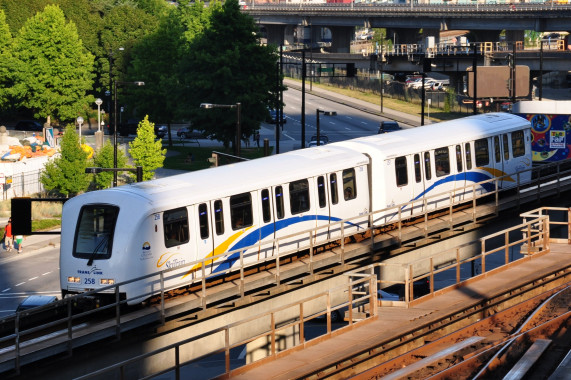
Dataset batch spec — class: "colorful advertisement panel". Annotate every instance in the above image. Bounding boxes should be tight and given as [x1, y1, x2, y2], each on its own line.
[515, 113, 571, 163]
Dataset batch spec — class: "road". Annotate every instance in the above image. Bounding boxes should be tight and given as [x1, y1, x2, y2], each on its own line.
[265, 84, 415, 151]
[0, 245, 60, 318]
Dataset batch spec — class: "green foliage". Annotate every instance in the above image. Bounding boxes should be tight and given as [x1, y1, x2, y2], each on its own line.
[9, 5, 95, 123]
[181, 0, 281, 149]
[91, 141, 130, 189]
[0, 10, 13, 109]
[41, 125, 91, 196]
[129, 115, 166, 181]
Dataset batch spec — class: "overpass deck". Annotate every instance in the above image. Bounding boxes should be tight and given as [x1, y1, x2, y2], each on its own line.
[230, 241, 571, 379]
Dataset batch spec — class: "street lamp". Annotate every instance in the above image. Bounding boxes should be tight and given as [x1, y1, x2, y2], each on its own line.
[95, 98, 103, 132]
[76, 116, 84, 142]
[200, 102, 242, 157]
[316, 109, 325, 146]
[113, 80, 145, 187]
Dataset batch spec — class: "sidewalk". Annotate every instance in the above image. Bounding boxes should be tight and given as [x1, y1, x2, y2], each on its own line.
[0, 217, 60, 258]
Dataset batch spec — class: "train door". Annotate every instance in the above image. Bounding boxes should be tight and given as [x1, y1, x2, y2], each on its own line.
[453, 144, 467, 201]
[474, 137, 491, 196]
[255, 188, 275, 260]
[409, 153, 426, 216]
[327, 171, 344, 240]
[313, 175, 330, 244]
[191, 202, 215, 279]
[492, 135, 504, 189]
[422, 151, 435, 211]
[433, 146, 454, 209]
[272, 179, 315, 256]
[464, 141, 475, 199]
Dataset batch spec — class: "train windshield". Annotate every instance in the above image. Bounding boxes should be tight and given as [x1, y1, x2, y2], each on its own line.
[73, 205, 119, 261]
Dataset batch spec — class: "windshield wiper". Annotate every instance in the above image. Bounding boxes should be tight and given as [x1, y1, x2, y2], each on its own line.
[87, 235, 109, 266]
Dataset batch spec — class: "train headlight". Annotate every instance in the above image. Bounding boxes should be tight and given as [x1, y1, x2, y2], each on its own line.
[67, 276, 81, 284]
[100, 278, 115, 285]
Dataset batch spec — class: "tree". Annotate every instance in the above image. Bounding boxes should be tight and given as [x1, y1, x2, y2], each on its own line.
[91, 141, 130, 189]
[9, 5, 95, 124]
[180, 0, 281, 149]
[0, 10, 13, 110]
[41, 125, 91, 196]
[128, 115, 166, 181]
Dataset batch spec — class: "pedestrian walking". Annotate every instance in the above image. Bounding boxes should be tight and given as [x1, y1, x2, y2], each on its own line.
[4, 218, 13, 252]
[255, 132, 260, 148]
[15, 235, 23, 253]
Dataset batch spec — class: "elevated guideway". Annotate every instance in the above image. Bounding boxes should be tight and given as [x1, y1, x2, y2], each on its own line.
[2, 161, 571, 378]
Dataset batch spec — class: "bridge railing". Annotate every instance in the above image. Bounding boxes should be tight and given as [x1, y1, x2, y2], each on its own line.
[368, 206, 569, 306]
[2, 158, 571, 374]
[73, 272, 378, 380]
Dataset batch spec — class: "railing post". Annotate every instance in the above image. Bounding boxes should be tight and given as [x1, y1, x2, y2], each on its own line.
[201, 263, 207, 310]
[505, 231, 510, 264]
[115, 286, 121, 340]
[481, 238, 486, 274]
[340, 221, 345, 265]
[370, 274, 378, 317]
[225, 328, 230, 374]
[175, 346, 181, 380]
[160, 272, 165, 326]
[300, 303, 305, 344]
[456, 248, 460, 284]
[67, 298, 73, 356]
[240, 249, 245, 298]
[308, 231, 314, 275]
[275, 243, 281, 286]
[271, 313, 276, 356]
[568, 208, 571, 244]
[544, 216, 550, 252]
[369, 213, 375, 250]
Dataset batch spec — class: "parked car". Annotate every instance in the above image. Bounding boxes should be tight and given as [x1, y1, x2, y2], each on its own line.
[14, 120, 44, 132]
[154, 125, 168, 138]
[378, 121, 401, 134]
[308, 140, 327, 148]
[310, 134, 329, 144]
[267, 108, 287, 124]
[176, 127, 203, 139]
[17, 295, 58, 312]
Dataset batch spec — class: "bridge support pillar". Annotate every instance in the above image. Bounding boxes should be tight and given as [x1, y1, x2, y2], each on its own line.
[473, 30, 501, 43]
[330, 25, 354, 53]
[505, 30, 525, 45]
[265, 24, 286, 46]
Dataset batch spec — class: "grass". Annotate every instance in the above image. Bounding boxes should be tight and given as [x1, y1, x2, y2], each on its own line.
[288, 77, 465, 122]
[163, 143, 273, 171]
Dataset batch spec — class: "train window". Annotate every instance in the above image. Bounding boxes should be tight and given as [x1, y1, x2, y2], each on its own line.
[214, 200, 224, 235]
[317, 176, 326, 208]
[198, 203, 209, 240]
[395, 156, 408, 187]
[456, 145, 463, 172]
[230, 193, 253, 230]
[414, 154, 421, 183]
[73, 205, 119, 260]
[503, 134, 510, 160]
[424, 152, 432, 181]
[290, 179, 310, 214]
[261, 189, 271, 223]
[475, 138, 489, 166]
[330, 174, 339, 205]
[465, 143, 473, 170]
[494, 136, 501, 163]
[164, 207, 190, 248]
[343, 169, 357, 200]
[435, 147, 450, 177]
[512, 131, 525, 157]
[275, 186, 284, 219]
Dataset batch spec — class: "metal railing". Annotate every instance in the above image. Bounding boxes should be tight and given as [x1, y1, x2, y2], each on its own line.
[74, 274, 377, 380]
[73, 208, 569, 379]
[2, 159, 571, 373]
[371, 206, 569, 304]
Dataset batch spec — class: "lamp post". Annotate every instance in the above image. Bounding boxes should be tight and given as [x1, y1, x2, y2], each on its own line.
[94, 98, 103, 150]
[316, 108, 325, 146]
[113, 80, 145, 187]
[76, 116, 84, 142]
[200, 102, 242, 157]
[95, 98, 103, 131]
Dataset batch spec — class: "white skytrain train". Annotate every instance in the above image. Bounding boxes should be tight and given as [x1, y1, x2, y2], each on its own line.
[60, 113, 532, 305]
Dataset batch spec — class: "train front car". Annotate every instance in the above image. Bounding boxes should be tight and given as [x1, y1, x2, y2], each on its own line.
[59, 189, 150, 308]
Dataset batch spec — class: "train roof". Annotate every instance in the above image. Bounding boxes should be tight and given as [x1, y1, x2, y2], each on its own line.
[85, 144, 368, 212]
[512, 100, 571, 115]
[332, 113, 530, 159]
